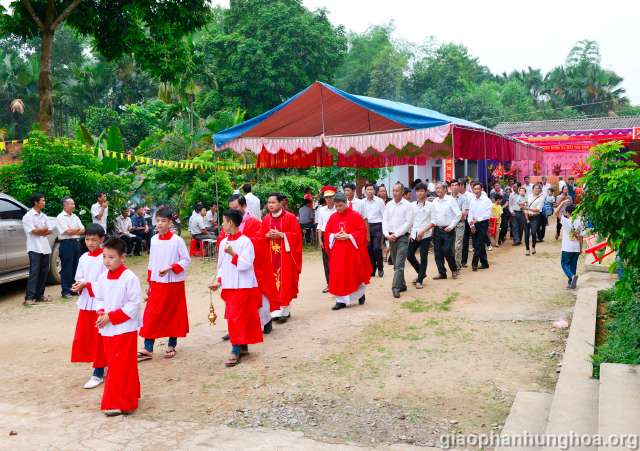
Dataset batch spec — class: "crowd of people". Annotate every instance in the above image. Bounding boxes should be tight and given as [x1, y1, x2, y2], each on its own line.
[18, 175, 583, 417]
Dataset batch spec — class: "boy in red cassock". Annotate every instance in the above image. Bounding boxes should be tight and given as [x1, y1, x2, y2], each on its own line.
[70, 224, 108, 389]
[261, 192, 302, 322]
[324, 193, 372, 310]
[218, 194, 275, 336]
[138, 206, 190, 361]
[210, 209, 263, 367]
[94, 237, 142, 416]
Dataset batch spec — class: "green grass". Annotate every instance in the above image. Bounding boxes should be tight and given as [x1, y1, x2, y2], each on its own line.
[592, 274, 640, 378]
[400, 299, 431, 313]
[438, 292, 459, 311]
[400, 292, 458, 313]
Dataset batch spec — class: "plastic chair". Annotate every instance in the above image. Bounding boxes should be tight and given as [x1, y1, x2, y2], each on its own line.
[189, 238, 203, 257]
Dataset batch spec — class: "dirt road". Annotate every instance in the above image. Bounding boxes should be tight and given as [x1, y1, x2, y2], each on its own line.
[0, 235, 574, 450]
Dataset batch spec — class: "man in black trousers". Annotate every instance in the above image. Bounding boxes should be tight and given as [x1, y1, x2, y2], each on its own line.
[430, 183, 462, 280]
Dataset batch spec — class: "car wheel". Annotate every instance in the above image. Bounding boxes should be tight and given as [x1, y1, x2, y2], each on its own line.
[47, 242, 62, 285]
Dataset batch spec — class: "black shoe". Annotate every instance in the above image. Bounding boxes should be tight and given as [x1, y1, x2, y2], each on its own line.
[472, 266, 478, 272]
[358, 295, 366, 305]
[479, 265, 490, 270]
[392, 289, 400, 299]
[378, 269, 384, 277]
[370, 271, 376, 277]
[240, 344, 249, 355]
[277, 313, 290, 323]
[263, 320, 273, 334]
[61, 293, 73, 299]
[332, 303, 346, 310]
[461, 263, 468, 268]
[222, 334, 230, 341]
[399, 287, 407, 293]
[433, 274, 447, 280]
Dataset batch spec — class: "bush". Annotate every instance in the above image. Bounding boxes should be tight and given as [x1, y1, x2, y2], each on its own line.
[252, 175, 321, 212]
[187, 170, 234, 216]
[592, 269, 640, 377]
[85, 106, 120, 136]
[0, 131, 131, 225]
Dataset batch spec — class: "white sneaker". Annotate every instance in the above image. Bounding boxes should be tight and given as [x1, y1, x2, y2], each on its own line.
[270, 309, 282, 319]
[83, 376, 104, 389]
[281, 306, 290, 317]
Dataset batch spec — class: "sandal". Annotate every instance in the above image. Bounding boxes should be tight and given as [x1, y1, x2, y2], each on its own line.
[137, 351, 153, 362]
[224, 354, 241, 367]
[164, 348, 177, 359]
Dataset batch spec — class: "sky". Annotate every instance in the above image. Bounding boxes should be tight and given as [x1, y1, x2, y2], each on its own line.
[214, 0, 640, 105]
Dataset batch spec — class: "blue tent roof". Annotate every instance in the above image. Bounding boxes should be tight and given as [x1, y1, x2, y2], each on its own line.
[214, 82, 486, 148]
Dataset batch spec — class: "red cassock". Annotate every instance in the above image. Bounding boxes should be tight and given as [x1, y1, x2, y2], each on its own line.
[140, 281, 189, 338]
[221, 288, 263, 345]
[71, 309, 107, 368]
[101, 331, 140, 412]
[324, 208, 372, 296]
[261, 211, 303, 311]
[219, 215, 278, 305]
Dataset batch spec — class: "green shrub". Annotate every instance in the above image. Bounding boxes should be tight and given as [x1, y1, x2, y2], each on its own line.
[592, 270, 640, 378]
[0, 131, 131, 225]
[187, 170, 234, 216]
[85, 106, 120, 136]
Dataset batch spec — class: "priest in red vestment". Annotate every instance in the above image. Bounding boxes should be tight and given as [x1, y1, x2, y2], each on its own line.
[261, 192, 302, 322]
[218, 194, 276, 334]
[324, 193, 372, 310]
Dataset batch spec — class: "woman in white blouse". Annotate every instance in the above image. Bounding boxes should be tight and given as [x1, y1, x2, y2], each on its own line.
[523, 183, 545, 256]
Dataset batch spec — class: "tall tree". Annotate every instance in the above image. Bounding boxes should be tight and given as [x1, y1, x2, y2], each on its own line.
[0, 0, 211, 134]
[335, 25, 411, 100]
[199, 0, 347, 117]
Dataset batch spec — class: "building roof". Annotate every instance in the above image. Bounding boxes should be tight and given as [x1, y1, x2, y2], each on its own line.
[494, 116, 640, 135]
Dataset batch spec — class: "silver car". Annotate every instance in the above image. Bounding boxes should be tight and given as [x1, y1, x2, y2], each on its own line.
[0, 193, 60, 285]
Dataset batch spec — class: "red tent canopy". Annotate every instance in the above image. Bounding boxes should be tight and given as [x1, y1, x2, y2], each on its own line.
[214, 82, 542, 169]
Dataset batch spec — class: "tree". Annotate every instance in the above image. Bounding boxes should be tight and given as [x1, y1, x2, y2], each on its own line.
[544, 40, 628, 115]
[1, 0, 211, 134]
[200, 0, 347, 117]
[335, 25, 411, 99]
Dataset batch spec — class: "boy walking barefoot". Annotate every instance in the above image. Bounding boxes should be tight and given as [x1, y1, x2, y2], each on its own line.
[70, 224, 108, 389]
[138, 207, 190, 361]
[209, 209, 263, 367]
[95, 238, 142, 416]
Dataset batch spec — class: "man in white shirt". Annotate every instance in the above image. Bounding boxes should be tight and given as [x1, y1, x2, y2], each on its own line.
[242, 183, 262, 219]
[382, 182, 414, 298]
[343, 183, 366, 217]
[316, 186, 337, 292]
[56, 197, 85, 298]
[407, 183, 432, 289]
[451, 180, 470, 269]
[523, 176, 534, 197]
[426, 179, 436, 193]
[204, 202, 219, 234]
[558, 176, 567, 193]
[22, 193, 53, 305]
[363, 183, 386, 277]
[430, 182, 461, 280]
[188, 204, 215, 241]
[468, 183, 493, 270]
[91, 192, 109, 233]
[114, 207, 141, 256]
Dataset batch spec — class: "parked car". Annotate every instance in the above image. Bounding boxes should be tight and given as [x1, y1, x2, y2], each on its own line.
[0, 193, 60, 285]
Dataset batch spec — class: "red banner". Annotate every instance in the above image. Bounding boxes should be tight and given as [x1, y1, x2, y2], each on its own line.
[444, 158, 454, 180]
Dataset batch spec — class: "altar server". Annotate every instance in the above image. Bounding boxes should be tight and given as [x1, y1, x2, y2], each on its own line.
[70, 224, 107, 389]
[94, 237, 142, 416]
[138, 206, 190, 361]
[210, 209, 263, 367]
